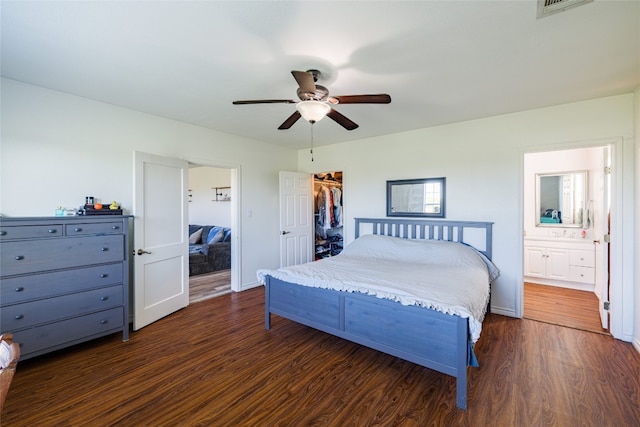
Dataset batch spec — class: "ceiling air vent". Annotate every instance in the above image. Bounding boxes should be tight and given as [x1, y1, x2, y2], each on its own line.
[537, 0, 593, 18]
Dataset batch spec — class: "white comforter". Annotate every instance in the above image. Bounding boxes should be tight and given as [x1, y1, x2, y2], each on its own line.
[257, 234, 499, 343]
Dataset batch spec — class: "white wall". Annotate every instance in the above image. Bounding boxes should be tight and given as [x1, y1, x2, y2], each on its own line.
[0, 78, 297, 291]
[188, 166, 231, 227]
[635, 86, 640, 353]
[299, 94, 636, 342]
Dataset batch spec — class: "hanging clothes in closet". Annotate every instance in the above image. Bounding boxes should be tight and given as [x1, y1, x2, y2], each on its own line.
[314, 173, 343, 259]
[316, 185, 342, 233]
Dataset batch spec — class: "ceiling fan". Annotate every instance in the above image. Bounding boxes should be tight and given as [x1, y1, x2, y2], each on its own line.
[232, 69, 391, 131]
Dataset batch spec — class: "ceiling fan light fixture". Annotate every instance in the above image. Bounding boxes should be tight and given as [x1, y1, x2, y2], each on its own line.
[296, 100, 330, 123]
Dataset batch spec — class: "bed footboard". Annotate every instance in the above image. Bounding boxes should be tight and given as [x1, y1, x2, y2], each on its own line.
[264, 275, 470, 409]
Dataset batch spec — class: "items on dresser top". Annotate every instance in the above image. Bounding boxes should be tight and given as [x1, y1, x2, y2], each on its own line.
[0, 216, 131, 360]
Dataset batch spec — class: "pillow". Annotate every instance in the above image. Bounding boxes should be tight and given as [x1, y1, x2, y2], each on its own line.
[207, 227, 225, 244]
[222, 227, 231, 242]
[188, 228, 203, 244]
[341, 234, 492, 272]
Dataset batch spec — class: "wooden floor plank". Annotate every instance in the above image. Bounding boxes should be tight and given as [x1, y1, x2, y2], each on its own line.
[2, 287, 639, 426]
[524, 282, 608, 334]
[189, 269, 231, 303]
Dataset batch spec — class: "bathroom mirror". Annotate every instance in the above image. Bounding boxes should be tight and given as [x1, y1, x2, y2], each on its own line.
[387, 177, 445, 217]
[536, 171, 587, 227]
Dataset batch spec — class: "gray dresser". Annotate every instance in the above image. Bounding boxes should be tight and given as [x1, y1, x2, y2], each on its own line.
[0, 216, 131, 360]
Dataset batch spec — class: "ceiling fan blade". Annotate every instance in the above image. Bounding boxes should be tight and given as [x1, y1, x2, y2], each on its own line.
[233, 99, 295, 105]
[291, 70, 316, 95]
[330, 94, 391, 104]
[327, 109, 359, 131]
[278, 111, 302, 130]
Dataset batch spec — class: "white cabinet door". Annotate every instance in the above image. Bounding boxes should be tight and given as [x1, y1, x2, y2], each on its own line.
[524, 245, 570, 281]
[546, 248, 570, 280]
[524, 246, 546, 278]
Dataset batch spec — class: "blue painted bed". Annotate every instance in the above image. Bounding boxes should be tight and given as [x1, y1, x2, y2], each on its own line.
[264, 218, 494, 409]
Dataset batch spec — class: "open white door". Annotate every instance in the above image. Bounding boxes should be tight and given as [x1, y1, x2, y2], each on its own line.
[595, 147, 611, 329]
[133, 151, 189, 330]
[279, 171, 313, 267]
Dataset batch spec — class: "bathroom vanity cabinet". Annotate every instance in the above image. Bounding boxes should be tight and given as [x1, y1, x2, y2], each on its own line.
[524, 238, 595, 290]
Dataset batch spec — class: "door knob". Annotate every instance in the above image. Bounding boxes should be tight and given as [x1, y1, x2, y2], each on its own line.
[137, 249, 152, 255]
[281, 231, 291, 235]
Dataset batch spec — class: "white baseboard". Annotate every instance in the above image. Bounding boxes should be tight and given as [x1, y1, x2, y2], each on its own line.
[633, 337, 640, 355]
[490, 306, 518, 318]
[240, 281, 262, 292]
[524, 277, 595, 292]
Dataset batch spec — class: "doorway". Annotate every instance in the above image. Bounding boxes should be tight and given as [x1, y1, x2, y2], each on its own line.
[314, 172, 344, 260]
[187, 164, 236, 302]
[278, 170, 344, 268]
[522, 146, 610, 334]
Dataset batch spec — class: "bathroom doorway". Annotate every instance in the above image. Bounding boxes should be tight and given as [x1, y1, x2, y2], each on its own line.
[522, 145, 611, 333]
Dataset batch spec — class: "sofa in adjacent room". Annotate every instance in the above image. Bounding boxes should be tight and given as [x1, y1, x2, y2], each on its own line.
[188, 225, 231, 276]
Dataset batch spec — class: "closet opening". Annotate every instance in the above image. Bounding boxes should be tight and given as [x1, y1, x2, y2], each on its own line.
[314, 172, 343, 260]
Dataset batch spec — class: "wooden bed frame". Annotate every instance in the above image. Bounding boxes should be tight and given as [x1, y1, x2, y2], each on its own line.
[264, 218, 494, 409]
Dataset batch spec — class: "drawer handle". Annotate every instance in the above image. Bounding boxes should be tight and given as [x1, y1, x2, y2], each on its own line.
[100, 319, 109, 325]
[15, 255, 24, 261]
[14, 314, 24, 320]
[100, 247, 109, 252]
[111, 225, 120, 230]
[0, 230, 6, 236]
[74, 227, 83, 232]
[100, 273, 109, 278]
[14, 287, 24, 292]
[48, 229, 57, 234]
[100, 296, 109, 301]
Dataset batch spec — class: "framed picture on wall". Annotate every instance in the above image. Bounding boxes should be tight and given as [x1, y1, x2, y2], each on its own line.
[386, 177, 446, 218]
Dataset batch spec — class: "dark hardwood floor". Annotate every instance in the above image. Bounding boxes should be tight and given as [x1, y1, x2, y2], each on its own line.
[2, 287, 639, 426]
[524, 282, 608, 334]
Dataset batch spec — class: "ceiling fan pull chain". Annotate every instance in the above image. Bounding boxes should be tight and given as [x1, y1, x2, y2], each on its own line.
[310, 123, 314, 162]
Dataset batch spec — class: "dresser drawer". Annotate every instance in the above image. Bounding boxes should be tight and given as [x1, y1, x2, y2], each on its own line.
[0, 224, 62, 241]
[65, 221, 124, 236]
[1, 235, 124, 276]
[569, 266, 595, 284]
[1, 263, 123, 305]
[11, 307, 124, 358]
[570, 250, 594, 268]
[2, 285, 123, 330]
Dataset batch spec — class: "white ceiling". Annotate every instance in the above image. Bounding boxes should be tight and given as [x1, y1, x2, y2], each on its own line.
[2, 1, 639, 150]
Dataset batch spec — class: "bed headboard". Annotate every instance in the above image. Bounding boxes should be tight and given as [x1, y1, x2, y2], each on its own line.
[354, 218, 494, 259]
